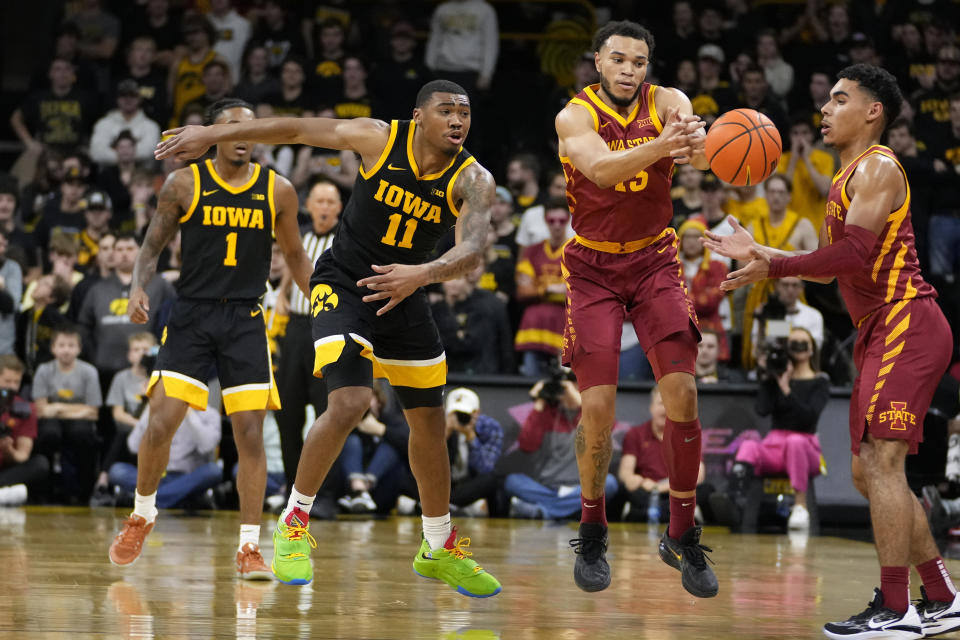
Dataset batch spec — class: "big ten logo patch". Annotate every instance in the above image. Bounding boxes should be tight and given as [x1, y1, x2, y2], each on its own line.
[109, 298, 129, 316]
[311, 284, 339, 316]
[878, 401, 916, 431]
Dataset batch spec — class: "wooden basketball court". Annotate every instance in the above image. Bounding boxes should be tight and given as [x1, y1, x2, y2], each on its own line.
[0, 507, 954, 639]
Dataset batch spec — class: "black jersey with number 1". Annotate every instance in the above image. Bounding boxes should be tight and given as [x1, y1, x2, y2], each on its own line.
[177, 159, 277, 301]
[331, 119, 475, 280]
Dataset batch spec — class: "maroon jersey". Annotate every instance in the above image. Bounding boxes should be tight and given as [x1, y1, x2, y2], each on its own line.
[824, 145, 936, 326]
[560, 83, 675, 243]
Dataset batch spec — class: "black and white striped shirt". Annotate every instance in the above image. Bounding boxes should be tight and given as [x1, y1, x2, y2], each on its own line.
[290, 228, 336, 315]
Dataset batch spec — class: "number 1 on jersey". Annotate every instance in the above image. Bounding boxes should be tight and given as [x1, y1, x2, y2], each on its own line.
[381, 213, 416, 249]
[224, 231, 238, 266]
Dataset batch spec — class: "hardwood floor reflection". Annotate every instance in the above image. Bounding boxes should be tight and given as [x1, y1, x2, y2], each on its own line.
[0, 507, 955, 639]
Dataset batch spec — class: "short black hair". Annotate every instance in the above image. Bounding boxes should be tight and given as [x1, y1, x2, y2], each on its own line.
[0, 173, 19, 207]
[592, 20, 655, 60]
[415, 79, 468, 108]
[206, 98, 254, 125]
[544, 196, 570, 213]
[837, 64, 903, 130]
[509, 153, 541, 181]
[113, 231, 140, 245]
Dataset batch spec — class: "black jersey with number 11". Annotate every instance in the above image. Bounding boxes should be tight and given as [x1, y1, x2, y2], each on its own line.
[177, 159, 277, 301]
[331, 119, 475, 280]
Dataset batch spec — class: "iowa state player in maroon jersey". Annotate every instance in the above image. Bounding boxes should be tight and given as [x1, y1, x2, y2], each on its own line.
[706, 65, 959, 639]
[555, 20, 717, 598]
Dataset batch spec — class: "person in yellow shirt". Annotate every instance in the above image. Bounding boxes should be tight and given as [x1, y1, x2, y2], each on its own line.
[723, 184, 768, 230]
[776, 118, 834, 230]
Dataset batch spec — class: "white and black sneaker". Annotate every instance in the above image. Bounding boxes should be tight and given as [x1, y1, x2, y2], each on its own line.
[823, 588, 923, 639]
[916, 586, 960, 637]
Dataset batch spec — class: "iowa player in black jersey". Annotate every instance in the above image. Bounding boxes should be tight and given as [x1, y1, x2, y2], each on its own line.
[110, 99, 314, 580]
[156, 80, 502, 596]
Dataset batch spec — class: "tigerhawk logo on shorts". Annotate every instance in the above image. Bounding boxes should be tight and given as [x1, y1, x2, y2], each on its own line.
[310, 284, 339, 316]
[877, 401, 916, 431]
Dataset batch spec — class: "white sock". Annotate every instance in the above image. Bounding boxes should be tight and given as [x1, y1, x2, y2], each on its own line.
[238, 524, 260, 551]
[422, 513, 452, 550]
[281, 486, 315, 521]
[133, 490, 158, 524]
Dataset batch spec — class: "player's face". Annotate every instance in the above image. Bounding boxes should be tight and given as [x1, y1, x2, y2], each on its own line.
[596, 35, 649, 108]
[215, 107, 256, 165]
[820, 78, 882, 146]
[306, 183, 341, 234]
[414, 92, 471, 155]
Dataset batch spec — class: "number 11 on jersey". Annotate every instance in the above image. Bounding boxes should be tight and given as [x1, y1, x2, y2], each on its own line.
[381, 214, 416, 249]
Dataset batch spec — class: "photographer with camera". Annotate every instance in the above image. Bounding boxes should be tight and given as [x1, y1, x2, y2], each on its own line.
[504, 366, 617, 519]
[731, 327, 829, 531]
[0, 355, 49, 505]
[444, 387, 503, 517]
[749, 277, 823, 374]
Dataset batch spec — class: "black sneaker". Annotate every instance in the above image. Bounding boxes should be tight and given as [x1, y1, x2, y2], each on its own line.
[658, 526, 718, 598]
[916, 586, 960, 637]
[823, 588, 922, 639]
[569, 523, 610, 592]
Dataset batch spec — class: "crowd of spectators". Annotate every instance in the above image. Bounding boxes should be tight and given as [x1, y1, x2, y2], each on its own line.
[0, 0, 957, 527]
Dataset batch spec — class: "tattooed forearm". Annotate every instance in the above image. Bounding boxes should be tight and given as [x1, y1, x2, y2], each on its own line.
[424, 164, 494, 284]
[590, 425, 613, 497]
[132, 171, 186, 290]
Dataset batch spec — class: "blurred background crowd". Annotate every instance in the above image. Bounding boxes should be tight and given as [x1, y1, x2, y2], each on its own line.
[0, 0, 958, 537]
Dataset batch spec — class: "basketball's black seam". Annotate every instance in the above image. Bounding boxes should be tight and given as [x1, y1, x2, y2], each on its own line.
[706, 122, 749, 164]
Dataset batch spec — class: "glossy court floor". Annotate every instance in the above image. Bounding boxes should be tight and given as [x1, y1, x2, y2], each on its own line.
[1, 508, 957, 640]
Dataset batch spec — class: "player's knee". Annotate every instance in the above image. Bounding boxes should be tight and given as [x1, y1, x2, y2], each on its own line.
[327, 387, 373, 429]
[232, 413, 265, 453]
[659, 373, 697, 419]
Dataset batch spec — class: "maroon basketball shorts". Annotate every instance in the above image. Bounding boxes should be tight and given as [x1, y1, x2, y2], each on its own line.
[561, 230, 700, 390]
[849, 296, 951, 455]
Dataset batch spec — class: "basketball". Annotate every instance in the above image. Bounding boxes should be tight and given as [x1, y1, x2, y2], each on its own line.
[704, 108, 782, 186]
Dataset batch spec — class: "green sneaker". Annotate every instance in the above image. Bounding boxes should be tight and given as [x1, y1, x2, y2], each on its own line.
[412, 528, 502, 598]
[271, 508, 316, 585]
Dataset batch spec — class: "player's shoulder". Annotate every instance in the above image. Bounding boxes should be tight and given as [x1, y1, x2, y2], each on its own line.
[853, 149, 904, 184]
[453, 160, 495, 200]
[556, 98, 596, 132]
[161, 164, 200, 201]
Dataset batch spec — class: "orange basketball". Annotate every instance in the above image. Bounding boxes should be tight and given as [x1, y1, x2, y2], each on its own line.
[704, 109, 782, 186]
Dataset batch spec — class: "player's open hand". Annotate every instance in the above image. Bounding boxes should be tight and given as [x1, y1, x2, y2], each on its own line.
[357, 264, 427, 316]
[702, 216, 756, 262]
[720, 247, 771, 291]
[155, 126, 213, 161]
[128, 287, 151, 324]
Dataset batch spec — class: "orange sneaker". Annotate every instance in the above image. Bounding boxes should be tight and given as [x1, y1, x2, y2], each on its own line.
[109, 515, 155, 566]
[237, 543, 273, 580]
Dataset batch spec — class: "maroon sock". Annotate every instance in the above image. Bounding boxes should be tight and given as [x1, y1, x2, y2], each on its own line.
[917, 557, 958, 603]
[580, 494, 607, 526]
[663, 417, 701, 539]
[880, 566, 910, 613]
[668, 496, 696, 539]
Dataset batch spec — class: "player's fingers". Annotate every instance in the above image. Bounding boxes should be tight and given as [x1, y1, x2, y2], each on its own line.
[670, 146, 693, 157]
[370, 264, 392, 273]
[362, 291, 391, 303]
[703, 230, 722, 242]
[356, 275, 386, 288]
[727, 215, 744, 232]
[376, 298, 400, 316]
[162, 127, 186, 137]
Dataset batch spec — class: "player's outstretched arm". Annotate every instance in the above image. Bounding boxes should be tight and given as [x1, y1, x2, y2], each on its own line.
[272, 174, 313, 298]
[356, 163, 495, 316]
[555, 100, 702, 189]
[703, 216, 811, 261]
[155, 117, 391, 166]
[719, 154, 899, 291]
[129, 169, 190, 323]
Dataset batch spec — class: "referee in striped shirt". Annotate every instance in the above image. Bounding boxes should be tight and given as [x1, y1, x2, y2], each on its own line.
[276, 177, 340, 496]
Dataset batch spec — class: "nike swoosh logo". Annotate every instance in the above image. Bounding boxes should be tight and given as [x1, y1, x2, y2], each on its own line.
[387, 164, 404, 171]
[251, 309, 262, 317]
[420, 552, 439, 561]
[583, 502, 598, 508]
[681, 502, 693, 507]
[684, 435, 699, 443]
[599, 121, 610, 129]
[202, 189, 219, 196]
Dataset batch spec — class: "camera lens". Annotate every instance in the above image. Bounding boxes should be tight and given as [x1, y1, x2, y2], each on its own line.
[455, 412, 471, 425]
[788, 340, 810, 353]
